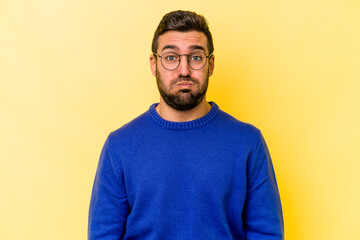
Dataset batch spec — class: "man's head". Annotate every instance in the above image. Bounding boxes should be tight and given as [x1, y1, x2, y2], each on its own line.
[150, 10, 215, 111]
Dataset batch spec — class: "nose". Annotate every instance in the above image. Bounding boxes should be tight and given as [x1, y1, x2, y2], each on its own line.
[177, 55, 191, 76]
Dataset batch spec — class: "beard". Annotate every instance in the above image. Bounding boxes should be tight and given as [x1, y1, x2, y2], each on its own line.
[156, 70, 209, 111]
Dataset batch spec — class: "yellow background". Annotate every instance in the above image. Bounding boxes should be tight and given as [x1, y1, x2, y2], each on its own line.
[1, 0, 359, 239]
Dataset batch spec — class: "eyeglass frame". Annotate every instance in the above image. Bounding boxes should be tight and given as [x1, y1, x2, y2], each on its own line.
[152, 51, 213, 71]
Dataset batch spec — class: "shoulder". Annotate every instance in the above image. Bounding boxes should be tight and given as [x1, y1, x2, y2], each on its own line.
[106, 107, 154, 147]
[214, 108, 262, 140]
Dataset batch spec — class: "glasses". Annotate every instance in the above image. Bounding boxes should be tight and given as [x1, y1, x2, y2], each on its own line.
[153, 51, 212, 71]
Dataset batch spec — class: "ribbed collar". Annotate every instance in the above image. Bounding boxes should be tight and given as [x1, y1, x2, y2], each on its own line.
[148, 102, 219, 130]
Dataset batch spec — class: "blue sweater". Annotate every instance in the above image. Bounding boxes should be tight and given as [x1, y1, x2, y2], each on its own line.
[88, 102, 284, 240]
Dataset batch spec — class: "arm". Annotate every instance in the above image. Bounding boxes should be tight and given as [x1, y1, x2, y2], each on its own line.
[244, 134, 284, 240]
[88, 137, 130, 240]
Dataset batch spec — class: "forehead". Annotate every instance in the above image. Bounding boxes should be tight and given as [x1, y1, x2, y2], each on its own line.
[157, 30, 208, 53]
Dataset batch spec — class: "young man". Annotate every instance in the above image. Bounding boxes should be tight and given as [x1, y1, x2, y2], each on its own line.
[88, 10, 284, 240]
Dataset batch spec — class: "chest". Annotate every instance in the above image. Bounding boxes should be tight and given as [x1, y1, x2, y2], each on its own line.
[120, 134, 249, 206]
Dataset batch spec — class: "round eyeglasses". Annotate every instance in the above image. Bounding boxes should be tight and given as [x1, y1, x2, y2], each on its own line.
[153, 51, 212, 71]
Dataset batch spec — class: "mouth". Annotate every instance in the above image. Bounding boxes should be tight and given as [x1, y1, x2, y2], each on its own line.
[175, 81, 194, 88]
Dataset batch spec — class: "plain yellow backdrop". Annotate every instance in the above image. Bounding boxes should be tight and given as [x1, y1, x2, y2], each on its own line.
[1, 0, 359, 239]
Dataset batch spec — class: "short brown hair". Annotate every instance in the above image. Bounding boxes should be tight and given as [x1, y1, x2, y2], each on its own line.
[151, 10, 214, 54]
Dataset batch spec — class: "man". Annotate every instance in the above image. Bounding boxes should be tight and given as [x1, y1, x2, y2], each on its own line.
[88, 10, 284, 240]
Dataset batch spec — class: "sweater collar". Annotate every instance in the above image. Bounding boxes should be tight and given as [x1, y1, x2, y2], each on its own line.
[148, 102, 219, 130]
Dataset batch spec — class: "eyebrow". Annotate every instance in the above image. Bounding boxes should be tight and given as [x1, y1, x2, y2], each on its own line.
[189, 45, 206, 52]
[161, 45, 179, 52]
[161, 45, 206, 53]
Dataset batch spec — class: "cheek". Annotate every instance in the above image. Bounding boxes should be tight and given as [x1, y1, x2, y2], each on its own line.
[192, 70, 207, 81]
[160, 69, 178, 81]
[157, 70, 175, 87]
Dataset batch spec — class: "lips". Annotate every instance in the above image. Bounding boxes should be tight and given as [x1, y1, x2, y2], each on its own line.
[176, 82, 193, 87]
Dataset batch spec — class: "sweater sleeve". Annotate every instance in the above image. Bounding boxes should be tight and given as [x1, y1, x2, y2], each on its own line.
[243, 133, 284, 240]
[88, 136, 130, 240]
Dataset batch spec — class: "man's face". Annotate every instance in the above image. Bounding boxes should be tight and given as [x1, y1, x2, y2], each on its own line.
[150, 30, 215, 111]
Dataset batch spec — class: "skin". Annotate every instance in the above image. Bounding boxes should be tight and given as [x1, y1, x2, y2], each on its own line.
[150, 30, 215, 122]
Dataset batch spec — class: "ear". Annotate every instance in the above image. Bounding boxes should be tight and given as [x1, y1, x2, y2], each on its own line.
[150, 54, 157, 76]
[208, 54, 215, 77]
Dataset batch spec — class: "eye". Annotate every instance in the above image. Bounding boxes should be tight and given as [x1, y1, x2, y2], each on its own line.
[189, 53, 204, 62]
[163, 53, 178, 62]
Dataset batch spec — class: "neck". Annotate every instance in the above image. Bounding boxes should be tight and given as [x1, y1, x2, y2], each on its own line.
[156, 98, 211, 122]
